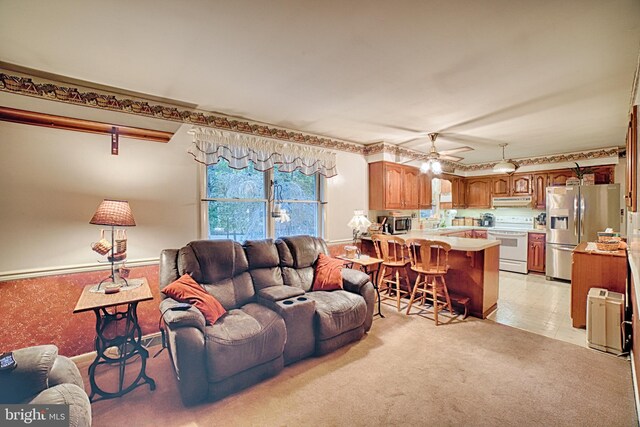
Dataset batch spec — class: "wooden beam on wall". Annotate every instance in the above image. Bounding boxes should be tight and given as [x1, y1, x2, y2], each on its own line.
[0, 106, 173, 143]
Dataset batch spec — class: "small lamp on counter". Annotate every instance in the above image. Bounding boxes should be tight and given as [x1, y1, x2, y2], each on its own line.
[347, 210, 372, 257]
[90, 199, 136, 291]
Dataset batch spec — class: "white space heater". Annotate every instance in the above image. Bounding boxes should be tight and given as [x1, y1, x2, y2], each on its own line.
[586, 288, 624, 354]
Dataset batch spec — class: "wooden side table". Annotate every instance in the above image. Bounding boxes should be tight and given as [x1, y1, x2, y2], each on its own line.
[337, 255, 384, 318]
[73, 278, 156, 402]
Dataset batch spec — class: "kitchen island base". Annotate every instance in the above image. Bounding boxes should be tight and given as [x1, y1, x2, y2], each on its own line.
[361, 238, 499, 319]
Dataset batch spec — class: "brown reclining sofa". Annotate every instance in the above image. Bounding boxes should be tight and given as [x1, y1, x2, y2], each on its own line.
[159, 235, 375, 405]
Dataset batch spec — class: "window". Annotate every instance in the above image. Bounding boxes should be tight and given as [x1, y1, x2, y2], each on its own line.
[204, 159, 323, 242]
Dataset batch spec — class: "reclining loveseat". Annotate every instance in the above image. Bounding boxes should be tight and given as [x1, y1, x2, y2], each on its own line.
[159, 235, 375, 405]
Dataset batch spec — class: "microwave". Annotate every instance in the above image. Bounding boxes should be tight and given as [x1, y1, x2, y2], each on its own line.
[378, 216, 412, 235]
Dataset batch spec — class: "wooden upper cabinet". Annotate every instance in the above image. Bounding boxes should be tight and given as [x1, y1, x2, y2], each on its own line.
[533, 173, 548, 210]
[627, 105, 638, 212]
[491, 174, 532, 198]
[368, 161, 421, 210]
[384, 163, 404, 209]
[418, 174, 432, 208]
[449, 176, 466, 208]
[466, 178, 491, 208]
[511, 174, 533, 196]
[591, 166, 615, 185]
[403, 167, 420, 209]
[491, 176, 510, 197]
[548, 170, 575, 186]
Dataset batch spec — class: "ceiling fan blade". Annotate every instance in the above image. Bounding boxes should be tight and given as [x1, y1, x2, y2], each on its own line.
[439, 133, 503, 148]
[440, 154, 463, 162]
[440, 146, 474, 155]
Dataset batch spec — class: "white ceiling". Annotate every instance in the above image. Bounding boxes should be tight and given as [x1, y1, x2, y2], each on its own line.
[1, 0, 639, 164]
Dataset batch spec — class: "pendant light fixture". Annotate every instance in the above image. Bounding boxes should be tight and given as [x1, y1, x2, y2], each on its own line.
[493, 143, 517, 174]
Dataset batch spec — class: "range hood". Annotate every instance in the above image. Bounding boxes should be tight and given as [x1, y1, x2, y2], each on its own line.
[492, 196, 533, 207]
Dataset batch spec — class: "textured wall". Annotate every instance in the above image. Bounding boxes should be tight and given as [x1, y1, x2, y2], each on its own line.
[0, 265, 161, 357]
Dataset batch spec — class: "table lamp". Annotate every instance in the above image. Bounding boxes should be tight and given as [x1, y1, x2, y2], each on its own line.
[347, 210, 372, 247]
[90, 199, 136, 290]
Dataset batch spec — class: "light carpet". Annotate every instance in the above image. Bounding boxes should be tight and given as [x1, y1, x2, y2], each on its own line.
[87, 309, 637, 426]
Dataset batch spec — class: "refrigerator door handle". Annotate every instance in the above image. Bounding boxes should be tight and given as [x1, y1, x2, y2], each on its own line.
[573, 195, 578, 236]
[580, 196, 585, 239]
[553, 246, 575, 252]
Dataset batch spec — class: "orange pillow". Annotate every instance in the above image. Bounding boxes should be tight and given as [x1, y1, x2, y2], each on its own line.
[163, 274, 226, 325]
[312, 253, 344, 291]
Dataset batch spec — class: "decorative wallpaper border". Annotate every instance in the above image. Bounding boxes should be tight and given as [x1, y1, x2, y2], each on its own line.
[461, 147, 620, 172]
[0, 70, 621, 169]
[364, 141, 619, 172]
[0, 71, 366, 155]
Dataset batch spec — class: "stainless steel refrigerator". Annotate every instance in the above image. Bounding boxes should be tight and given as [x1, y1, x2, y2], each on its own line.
[545, 184, 621, 281]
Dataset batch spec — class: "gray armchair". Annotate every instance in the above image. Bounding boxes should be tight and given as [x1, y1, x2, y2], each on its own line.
[0, 345, 91, 427]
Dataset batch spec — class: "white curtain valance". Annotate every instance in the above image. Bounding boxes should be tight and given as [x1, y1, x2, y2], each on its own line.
[188, 127, 338, 177]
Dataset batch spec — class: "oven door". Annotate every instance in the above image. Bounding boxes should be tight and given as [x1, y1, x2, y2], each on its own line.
[487, 230, 528, 262]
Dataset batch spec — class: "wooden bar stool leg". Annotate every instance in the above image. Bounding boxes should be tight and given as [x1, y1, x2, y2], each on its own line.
[432, 277, 439, 326]
[378, 266, 385, 291]
[440, 276, 454, 315]
[406, 273, 420, 314]
[395, 270, 401, 311]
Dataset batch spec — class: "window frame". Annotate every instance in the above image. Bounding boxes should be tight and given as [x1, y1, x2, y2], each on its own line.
[199, 163, 326, 241]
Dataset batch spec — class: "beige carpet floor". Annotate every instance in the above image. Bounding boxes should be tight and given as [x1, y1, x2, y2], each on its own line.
[86, 310, 637, 426]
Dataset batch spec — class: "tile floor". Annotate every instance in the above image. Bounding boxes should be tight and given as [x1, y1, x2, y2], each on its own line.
[487, 271, 587, 347]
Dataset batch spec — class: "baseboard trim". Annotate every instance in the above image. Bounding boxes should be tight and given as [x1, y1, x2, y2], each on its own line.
[0, 258, 159, 282]
[70, 332, 162, 368]
[631, 350, 640, 425]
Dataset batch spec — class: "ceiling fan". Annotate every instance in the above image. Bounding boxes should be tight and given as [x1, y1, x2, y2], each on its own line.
[414, 133, 462, 174]
[397, 132, 472, 162]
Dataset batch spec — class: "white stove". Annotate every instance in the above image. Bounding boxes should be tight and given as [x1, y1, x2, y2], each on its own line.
[487, 216, 533, 274]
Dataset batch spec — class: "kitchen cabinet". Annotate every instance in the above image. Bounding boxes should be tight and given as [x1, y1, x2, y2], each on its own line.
[451, 176, 466, 208]
[445, 229, 487, 239]
[527, 233, 545, 273]
[548, 170, 576, 187]
[491, 174, 532, 198]
[418, 173, 432, 208]
[474, 230, 488, 239]
[533, 173, 548, 210]
[511, 174, 533, 196]
[592, 165, 615, 185]
[466, 178, 492, 208]
[369, 161, 420, 210]
[404, 167, 420, 209]
[491, 176, 510, 197]
[626, 106, 637, 212]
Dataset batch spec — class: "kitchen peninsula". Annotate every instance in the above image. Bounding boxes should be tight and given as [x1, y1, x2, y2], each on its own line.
[361, 231, 500, 318]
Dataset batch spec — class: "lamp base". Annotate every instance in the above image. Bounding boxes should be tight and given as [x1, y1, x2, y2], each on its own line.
[97, 275, 129, 291]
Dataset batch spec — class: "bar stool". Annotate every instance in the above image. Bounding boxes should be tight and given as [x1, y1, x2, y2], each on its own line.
[405, 238, 453, 325]
[371, 234, 412, 312]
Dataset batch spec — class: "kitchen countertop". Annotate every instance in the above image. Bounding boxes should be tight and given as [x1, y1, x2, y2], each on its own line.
[362, 230, 501, 251]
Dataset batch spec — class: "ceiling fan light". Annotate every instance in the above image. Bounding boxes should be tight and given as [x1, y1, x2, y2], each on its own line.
[420, 162, 430, 173]
[431, 160, 442, 174]
[493, 160, 516, 174]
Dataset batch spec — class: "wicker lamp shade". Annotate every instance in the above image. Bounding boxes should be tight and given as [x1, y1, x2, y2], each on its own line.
[89, 199, 136, 226]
